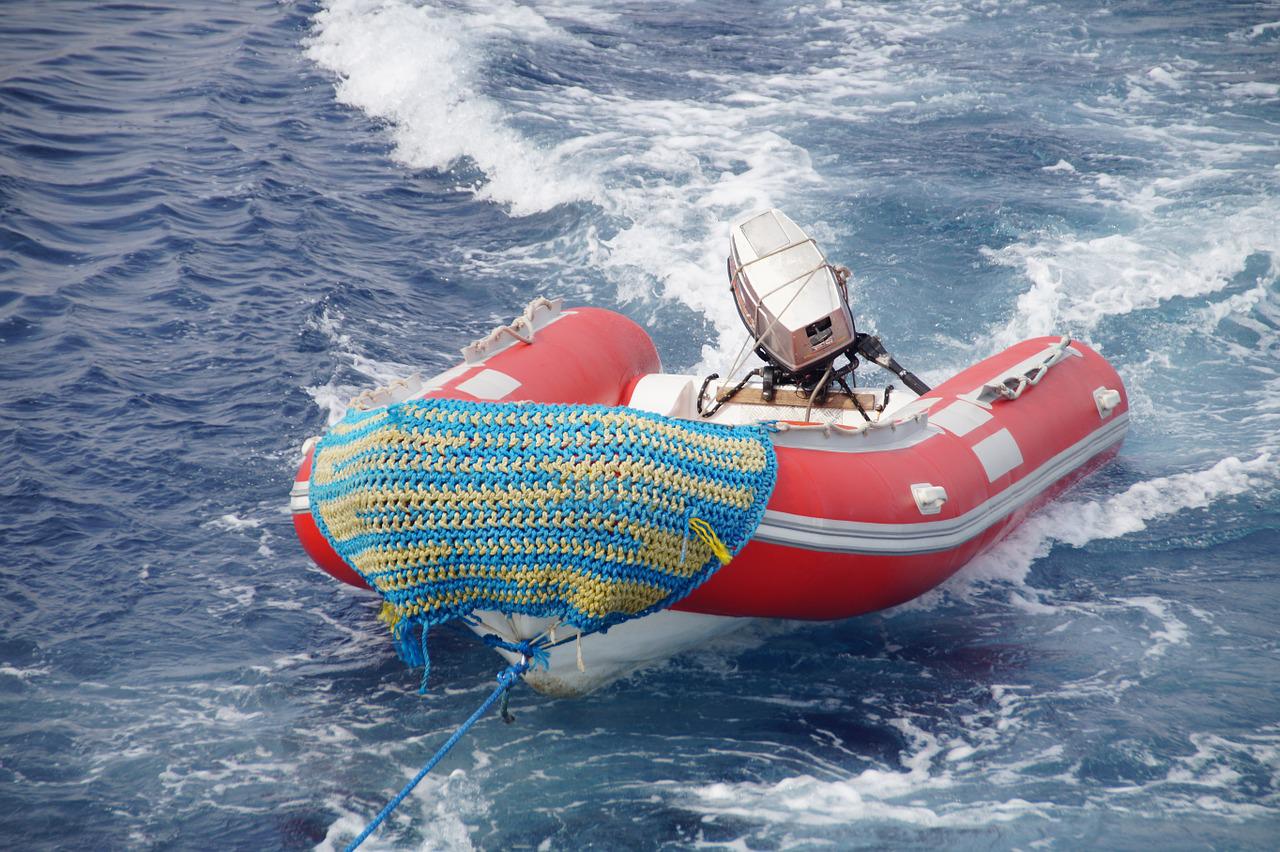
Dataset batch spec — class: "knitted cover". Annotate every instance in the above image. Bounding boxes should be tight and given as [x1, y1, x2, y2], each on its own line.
[308, 397, 777, 671]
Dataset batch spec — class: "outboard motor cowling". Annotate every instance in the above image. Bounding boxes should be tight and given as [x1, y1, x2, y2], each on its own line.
[728, 209, 854, 381]
[724, 208, 932, 401]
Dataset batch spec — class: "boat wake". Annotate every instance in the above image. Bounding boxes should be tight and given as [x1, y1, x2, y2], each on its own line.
[944, 452, 1279, 608]
[292, 3, 1280, 848]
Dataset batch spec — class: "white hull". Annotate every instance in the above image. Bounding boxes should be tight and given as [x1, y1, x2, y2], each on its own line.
[468, 609, 750, 697]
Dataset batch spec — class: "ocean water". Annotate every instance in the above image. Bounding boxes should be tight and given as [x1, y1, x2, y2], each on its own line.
[2, 0, 1278, 848]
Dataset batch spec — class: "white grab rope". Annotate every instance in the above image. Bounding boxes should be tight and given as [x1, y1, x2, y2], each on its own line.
[979, 336, 1073, 403]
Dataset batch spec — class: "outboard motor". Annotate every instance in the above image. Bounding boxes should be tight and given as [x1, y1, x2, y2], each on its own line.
[726, 208, 931, 401]
[728, 209, 855, 380]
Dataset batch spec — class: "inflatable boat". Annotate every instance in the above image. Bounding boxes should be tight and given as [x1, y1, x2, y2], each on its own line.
[292, 211, 1128, 695]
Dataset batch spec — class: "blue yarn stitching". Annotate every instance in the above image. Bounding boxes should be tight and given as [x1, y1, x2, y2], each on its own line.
[309, 397, 778, 685]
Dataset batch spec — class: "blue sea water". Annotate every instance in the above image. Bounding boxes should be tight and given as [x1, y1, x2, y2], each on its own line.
[2, 0, 1278, 848]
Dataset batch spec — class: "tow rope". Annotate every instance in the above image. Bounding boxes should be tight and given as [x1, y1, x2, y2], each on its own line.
[307, 397, 779, 846]
[344, 649, 538, 851]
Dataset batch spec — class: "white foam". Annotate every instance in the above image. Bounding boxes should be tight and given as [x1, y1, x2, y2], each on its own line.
[318, 769, 483, 851]
[1167, 730, 1278, 790]
[204, 512, 277, 563]
[1223, 81, 1280, 99]
[1146, 66, 1185, 90]
[1233, 20, 1280, 40]
[980, 42, 1279, 359]
[307, 0, 971, 369]
[214, 706, 263, 724]
[682, 715, 1050, 830]
[982, 201, 1280, 349]
[0, 664, 50, 681]
[953, 453, 1277, 595]
[206, 581, 256, 615]
[1036, 453, 1272, 544]
[684, 649, 1280, 838]
[1086, 727, 1280, 821]
[207, 514, 261, 531]
[1114, 596, 1190, 658]
[303, 306, 423, 424]
[307, 0, 593, 216]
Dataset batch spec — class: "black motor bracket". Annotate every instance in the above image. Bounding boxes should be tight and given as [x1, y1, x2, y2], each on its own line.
[850, 333, 931, 396]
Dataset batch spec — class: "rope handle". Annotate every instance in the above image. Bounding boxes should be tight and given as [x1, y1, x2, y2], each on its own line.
[980, 336, 1073, 403]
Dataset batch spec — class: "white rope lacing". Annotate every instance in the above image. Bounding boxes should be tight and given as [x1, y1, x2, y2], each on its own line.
[348, 374, 423, 412]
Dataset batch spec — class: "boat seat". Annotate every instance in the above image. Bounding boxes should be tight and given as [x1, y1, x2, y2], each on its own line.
[625, 374, 697, 418]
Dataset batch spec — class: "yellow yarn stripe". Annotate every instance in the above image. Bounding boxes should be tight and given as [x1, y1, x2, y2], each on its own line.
[306, 396, 778, 667]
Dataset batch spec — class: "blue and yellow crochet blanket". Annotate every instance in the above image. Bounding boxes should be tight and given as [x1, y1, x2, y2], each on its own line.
[308, 397, 777, 676]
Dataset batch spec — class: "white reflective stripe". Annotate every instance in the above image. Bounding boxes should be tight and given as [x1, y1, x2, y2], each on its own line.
[455, 369, 522, 400]
[754, 413, 1127, 554]
[928, 400, 992, 436]
[289, 480, 310, 514]
[422, 363, 470, 392]
[972, 428, 1024, 482]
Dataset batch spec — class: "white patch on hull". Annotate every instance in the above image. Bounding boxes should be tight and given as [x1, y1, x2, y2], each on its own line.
[468, 609, 749, 697]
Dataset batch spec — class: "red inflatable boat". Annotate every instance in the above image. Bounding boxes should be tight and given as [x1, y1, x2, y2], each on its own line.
[292, 211, 1128, 695]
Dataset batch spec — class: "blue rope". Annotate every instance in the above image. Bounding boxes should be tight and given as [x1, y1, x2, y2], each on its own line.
[481, 635, 552, 670]
[345, 659, 531, 851]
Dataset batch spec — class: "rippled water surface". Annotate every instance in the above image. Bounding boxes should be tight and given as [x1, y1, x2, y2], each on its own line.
[2, 1, 1278, 849]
